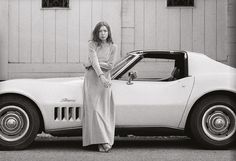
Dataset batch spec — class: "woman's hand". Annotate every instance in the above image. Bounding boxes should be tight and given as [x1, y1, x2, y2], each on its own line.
[99, 74, 111, 88]
[99, 62, 112, 72]
[101, 67, 109, 72]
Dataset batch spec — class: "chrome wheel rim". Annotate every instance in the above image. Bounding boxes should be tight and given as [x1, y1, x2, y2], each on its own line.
[202, 105, 236, 141]
[0, 106, 29, 142]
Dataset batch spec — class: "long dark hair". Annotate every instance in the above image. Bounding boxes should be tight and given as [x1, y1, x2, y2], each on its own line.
[91, 21, 113, 46]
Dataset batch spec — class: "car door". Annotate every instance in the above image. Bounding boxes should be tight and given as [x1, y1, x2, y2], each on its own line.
[112, 56, 194, 128]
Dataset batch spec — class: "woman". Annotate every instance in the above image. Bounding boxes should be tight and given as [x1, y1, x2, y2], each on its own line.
[83, 21, 117, 152]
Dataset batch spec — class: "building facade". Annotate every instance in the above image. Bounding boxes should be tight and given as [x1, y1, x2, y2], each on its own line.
[0, 0, 235, 80]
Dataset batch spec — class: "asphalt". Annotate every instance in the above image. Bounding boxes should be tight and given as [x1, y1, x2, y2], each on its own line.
[0, 136, 235, 161]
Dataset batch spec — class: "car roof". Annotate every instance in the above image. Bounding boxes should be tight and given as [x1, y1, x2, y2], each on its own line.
[128, 50, 187, 59]
[129, 50, 186, 54]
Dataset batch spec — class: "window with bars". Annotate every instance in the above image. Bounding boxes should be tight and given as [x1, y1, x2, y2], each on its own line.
[42, 0, 69, 8]
[167, 0, 194, 7]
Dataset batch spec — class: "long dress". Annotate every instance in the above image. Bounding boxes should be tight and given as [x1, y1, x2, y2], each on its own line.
[82, 41, 117, 147]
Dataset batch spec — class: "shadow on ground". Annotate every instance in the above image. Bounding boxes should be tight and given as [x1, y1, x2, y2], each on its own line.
[25, 136, 236, 151]
[1, 136, 236, 151]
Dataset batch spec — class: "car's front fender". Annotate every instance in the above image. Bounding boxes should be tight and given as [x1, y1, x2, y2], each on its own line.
[0, 77, 84, 131]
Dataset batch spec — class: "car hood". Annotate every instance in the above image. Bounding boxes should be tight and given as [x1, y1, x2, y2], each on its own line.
[0, 77, 85, 97]
[0, 76, 84, 85]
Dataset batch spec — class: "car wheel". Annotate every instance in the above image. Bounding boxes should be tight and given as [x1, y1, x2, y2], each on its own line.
[190, 95, 236, 149]
[0, 95, 40, 150]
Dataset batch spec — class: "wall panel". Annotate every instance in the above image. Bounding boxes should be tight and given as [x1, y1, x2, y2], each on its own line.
[55, 10, 68, 63]
[1, 0, 231, 79]
[134, 0, 144, 50]
[122, 0, 228, 59]
[0, 0, 8, 80]
[103, 0, 122, 59]
[122, 28, 134, 54]
[144, 0, 156, 49]
[8, 0, 19, 63]
[168, 8, 181, 50]
[205, 0, 217, 59]
[216, 0, 227, 61]
[19, 0, 31, 63]
[193, 0, 205, 53]
[68, 0, 80, 63]
[156, 0, 168, 50]
[181, 8, 193, 51]
[79, 0, 92, 63]
[43, 10, 56, 63]
[227, 0, 236, 67]
[122, 0, 134, 28]
[32, 0, 43, 63]
[92, 0, 103, 29]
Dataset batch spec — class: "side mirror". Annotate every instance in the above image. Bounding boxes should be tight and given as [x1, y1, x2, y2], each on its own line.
[127, 71, 137, 85]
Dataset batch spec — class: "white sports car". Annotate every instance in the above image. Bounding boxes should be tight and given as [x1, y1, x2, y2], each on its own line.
[0, 50, 236, 150]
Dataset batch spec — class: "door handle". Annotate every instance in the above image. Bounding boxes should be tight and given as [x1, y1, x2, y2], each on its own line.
[127, 81, 133, 85]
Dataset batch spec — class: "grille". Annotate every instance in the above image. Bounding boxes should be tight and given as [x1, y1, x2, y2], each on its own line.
[54, 107, 80, 121]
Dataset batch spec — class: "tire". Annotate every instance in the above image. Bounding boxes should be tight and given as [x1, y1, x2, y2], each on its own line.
[190, 95, 236, 149]
[0, 95, 40, 150]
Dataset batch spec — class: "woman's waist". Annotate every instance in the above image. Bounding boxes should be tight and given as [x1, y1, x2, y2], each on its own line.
[85, 65, 93, 70]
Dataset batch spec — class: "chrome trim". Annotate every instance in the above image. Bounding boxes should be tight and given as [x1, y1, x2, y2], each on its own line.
[45, 125, 184, 133]
[54, 106, 81, 121]
[112, 54, 140, 79]
[60, 98, 76, 102]
[45, 126, 82, 133]
[0, 106, 30, 142]
[202, 105, 236, 141]
[115, 125, 184, 130]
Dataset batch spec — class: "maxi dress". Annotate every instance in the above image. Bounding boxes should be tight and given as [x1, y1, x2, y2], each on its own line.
[82, 41, 117, 147]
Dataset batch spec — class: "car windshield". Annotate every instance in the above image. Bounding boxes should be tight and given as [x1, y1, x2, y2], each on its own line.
[111, 54, 136, 77]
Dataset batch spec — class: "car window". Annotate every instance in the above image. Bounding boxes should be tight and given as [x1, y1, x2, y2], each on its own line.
[119, 58, 175, 81]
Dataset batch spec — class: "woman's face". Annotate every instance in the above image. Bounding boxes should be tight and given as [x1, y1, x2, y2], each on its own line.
[99, 25, 108, 42]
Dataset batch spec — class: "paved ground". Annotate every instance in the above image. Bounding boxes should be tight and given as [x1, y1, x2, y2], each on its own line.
[0, 136, 235, 161]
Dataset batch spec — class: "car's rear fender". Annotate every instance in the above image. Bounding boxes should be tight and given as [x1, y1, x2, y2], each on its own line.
[179, 74, 236, 129]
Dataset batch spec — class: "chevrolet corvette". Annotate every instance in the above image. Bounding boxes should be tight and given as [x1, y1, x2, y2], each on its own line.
[0, 50, 235, 150]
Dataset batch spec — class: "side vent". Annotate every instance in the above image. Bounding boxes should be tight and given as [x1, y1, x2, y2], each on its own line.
[68, 107, 73, 120]
[54, 107, 80, 121]
[76, 107, 80, 119]
[54, 107, 59, 120]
